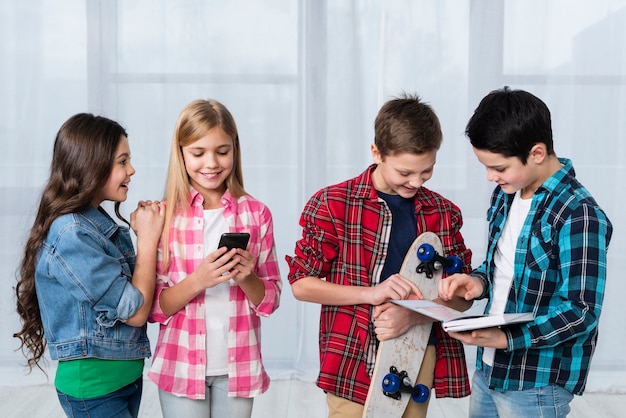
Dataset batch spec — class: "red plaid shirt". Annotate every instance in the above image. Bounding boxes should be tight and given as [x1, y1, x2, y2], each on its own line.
[286, 165, 471, 404]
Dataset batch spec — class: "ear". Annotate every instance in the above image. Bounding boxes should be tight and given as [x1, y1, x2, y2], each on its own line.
[371, 144, 383, 164]
[529, 143, 547, 164]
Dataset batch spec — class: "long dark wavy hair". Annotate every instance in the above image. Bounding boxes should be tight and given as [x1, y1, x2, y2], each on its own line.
[14, 113, 128, 371]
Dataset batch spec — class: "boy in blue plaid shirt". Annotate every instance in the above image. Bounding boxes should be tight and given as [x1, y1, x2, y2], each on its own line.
[439, 87, 613, 417]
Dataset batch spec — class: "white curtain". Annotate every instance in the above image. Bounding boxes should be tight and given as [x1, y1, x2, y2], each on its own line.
[1, 0, 624, 392]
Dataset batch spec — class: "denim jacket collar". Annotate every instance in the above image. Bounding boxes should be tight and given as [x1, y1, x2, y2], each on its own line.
[81, 205, 126, 239]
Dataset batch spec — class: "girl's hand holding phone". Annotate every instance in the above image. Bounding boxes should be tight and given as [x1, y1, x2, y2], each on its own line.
[192, 247, 239, 290]
[230, 248, 257, 283]
[216, 232, 256, 283]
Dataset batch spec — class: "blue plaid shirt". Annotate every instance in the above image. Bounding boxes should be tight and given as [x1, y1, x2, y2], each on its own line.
[471, 158, 612, 395]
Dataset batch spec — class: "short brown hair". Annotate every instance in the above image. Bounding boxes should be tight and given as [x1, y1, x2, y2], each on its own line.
[374, 93, 442, 158]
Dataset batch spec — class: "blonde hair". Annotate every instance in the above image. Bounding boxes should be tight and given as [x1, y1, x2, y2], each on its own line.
[161, 99, 246, 267]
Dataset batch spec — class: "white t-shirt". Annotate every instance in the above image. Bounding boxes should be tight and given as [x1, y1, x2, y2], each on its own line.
[202, 208, 230, 375]
[483, 190, 531, 366]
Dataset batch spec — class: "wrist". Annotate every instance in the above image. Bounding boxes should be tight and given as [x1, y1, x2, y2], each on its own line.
[473, 275, 490, 300]
[136, 237, 159, 253]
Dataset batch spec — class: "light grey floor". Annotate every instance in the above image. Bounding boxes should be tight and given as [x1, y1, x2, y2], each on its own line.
[2, 378, 626, 417]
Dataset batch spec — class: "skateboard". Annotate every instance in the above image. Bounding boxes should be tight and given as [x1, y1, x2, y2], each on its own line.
[362, 232, 463, 417]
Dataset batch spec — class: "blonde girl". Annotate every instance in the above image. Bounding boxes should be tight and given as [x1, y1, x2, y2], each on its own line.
[148, 99, 282, 418]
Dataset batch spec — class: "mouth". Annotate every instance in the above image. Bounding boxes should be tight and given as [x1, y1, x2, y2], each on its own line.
[201, 171, 221, 180]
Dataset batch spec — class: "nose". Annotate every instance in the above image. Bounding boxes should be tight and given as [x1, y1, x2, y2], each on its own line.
[486, 169, 498, 183]
[408, 175, 425, 189]
[411, 170, 434, 189]
[127, 161, 136, 176]
[203, 153, 219, 168]
[410, 179, 423, 189]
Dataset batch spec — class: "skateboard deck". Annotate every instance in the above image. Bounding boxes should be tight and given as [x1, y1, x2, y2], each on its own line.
[363, 232, 461, 417]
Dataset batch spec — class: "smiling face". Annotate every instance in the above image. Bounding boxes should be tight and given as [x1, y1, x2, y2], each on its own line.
[371, 145, 436, 199]
[182, 127, 234, 207]
[92, 135, 134, 207]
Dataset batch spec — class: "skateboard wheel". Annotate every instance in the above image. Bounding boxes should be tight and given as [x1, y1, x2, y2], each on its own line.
[382, 373, 401, 394]
[417, 243, 435, 262]
[411, 384, 430, 403]
[444, 255, 463, 274]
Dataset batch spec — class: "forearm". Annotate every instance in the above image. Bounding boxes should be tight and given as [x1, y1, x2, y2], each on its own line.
[291, 276, 372, 306]
[237, 273, 266, 306]
[126, 242, 158, 326]
[158, 272, 203, 317]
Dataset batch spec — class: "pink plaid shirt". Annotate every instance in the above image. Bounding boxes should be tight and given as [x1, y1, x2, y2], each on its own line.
[148, 188, 282, 399]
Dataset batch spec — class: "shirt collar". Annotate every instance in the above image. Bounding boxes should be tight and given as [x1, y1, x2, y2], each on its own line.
[189, 186, 235, 209]
[81, 205, 122, 238]
[356, 164, 382, 200]
[537, 157, 574, 196]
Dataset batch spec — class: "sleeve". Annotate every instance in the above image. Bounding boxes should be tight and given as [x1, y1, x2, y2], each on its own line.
[48, 225, 143, 325]
[506, 203, 612, 351]
[250, 203, 282, 316]
[285, 189, 339, 284]
[148, 237, 172, 325]
[469, 188, 502, 297]
[444, 202, 473, 276]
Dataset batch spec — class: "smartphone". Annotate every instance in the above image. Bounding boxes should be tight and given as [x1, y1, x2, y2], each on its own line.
[218, 232, 250, 251]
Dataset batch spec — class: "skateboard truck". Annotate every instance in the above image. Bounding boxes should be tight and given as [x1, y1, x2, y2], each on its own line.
[415, 243, 463, 278]
[381, 366, 430, 403]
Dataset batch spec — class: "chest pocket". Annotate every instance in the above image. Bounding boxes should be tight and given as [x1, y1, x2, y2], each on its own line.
[528, 223, 557, 272]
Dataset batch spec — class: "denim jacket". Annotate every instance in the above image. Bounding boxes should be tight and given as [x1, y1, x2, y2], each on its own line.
[35, 206, 151, 361]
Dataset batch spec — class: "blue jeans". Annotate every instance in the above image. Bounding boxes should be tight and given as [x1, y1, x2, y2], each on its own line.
[158, 375, 254, 418]
[56, 377, 142, 418]
[470, 364, 574, 418]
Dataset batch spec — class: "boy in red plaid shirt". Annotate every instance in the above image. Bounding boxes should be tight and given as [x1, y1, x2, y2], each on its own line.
[286, 94, 473, 418]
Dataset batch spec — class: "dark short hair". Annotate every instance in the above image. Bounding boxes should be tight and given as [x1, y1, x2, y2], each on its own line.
[374, 93, 442, 158]
[465, 86, 553, 164]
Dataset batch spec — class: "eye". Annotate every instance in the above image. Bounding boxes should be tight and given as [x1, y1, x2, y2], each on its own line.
[119, 159, 128, 166]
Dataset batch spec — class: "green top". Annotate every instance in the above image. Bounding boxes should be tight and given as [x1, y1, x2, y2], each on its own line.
[55, 358, 144, 398]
